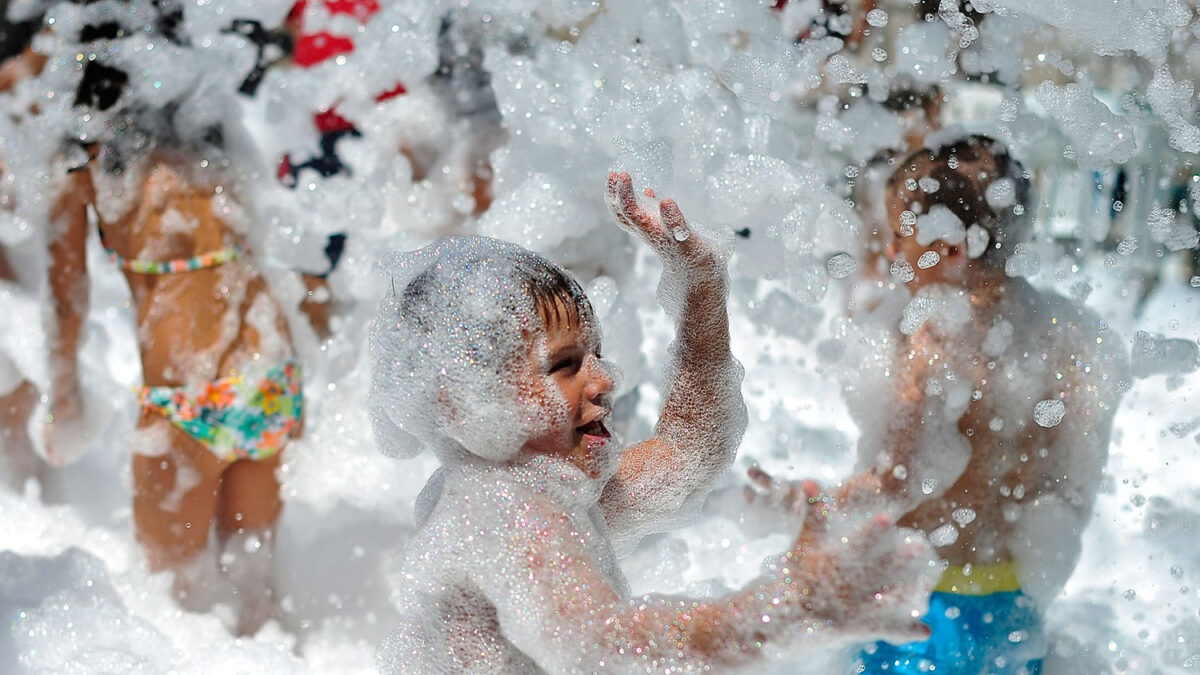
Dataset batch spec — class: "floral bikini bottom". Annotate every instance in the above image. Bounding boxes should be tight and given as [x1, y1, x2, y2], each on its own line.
[139, 360, 303, 462]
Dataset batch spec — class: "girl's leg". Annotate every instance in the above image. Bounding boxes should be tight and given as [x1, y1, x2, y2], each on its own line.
[131, 414, 226, 609]
[216, 451, 284, 635]
[0, 380, 38, 490]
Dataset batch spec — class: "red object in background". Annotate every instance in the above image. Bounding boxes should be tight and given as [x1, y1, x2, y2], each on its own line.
[293, 32, 355, 67]
[279, 0, 404, 187]
[313, 108, 356, 134]
[289, 0, 380, 23]
[288, 0, 382, 67]
[324, 0, 380, 19]
[374, 81, 407, 103]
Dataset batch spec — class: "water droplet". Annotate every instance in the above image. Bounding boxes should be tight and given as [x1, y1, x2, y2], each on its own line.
[952, 508, 976, 525]
[1033, 399, 1066, 427]
[929, 523, 958, 546]
[890, 260, 915, 283]
[917, 251, 940, 269]
[826, 252, 857, 279]
[672, 227, 690, 241]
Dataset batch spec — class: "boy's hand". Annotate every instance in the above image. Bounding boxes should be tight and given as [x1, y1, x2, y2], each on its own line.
[605, 172, 724, 274]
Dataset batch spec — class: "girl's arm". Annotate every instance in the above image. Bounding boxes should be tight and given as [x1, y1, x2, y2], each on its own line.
[599, 172, 748, 550]
[43, 165, 94, 464]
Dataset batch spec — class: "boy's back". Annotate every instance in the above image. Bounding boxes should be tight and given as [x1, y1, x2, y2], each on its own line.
[846, 277, 1127, 595]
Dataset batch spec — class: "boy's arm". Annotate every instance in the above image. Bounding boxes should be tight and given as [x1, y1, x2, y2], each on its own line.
[43, 165, 94, 464]
[598, 172, 748, 547]
[486, 492, 932, 671]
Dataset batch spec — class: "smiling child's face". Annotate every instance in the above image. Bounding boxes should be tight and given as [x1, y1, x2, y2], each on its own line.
[516, 301, 618, 479]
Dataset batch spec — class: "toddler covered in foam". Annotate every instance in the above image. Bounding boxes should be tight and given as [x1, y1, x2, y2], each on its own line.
[370, 173, 937, 673]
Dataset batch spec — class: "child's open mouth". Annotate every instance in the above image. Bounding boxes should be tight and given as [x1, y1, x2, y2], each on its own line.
[576, 419, 611, 443]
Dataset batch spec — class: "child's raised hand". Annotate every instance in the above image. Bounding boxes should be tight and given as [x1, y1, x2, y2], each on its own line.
[605, 171, 723, 273]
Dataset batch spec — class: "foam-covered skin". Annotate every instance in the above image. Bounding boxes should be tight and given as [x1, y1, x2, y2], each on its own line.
[832, 149, 1131, 604]
[45, 148, 295, 452]
[376, 175, 937, 672]
[381, 454, 934, 673]
[598, 171, 748, 555]
[838, 279, 1127, 594]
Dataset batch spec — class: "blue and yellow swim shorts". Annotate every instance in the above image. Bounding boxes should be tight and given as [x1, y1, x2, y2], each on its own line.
[852, 562, 1046, 675]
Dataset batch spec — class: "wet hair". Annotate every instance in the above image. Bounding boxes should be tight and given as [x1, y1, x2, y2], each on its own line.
[881, 83, 942, 115]
[888, 134, 1031, 269]
[370, 236, 599, 461]
[399, 244, 596, 357]
[521, 257, 594, 335]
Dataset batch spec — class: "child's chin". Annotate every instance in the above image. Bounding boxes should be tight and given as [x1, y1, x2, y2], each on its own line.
[577, 439, 613, 478]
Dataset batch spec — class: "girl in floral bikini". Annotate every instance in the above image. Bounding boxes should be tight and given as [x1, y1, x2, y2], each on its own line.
[41, 9, 302, 635]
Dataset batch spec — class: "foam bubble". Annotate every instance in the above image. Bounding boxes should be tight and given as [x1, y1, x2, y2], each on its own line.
[1033, 399, 1066, 428]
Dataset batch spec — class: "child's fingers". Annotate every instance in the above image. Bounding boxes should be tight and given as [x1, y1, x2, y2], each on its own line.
[660, 198, 688, 240]
[661, 197, 708, 258]
[794, 480, 830, 551]
[605, 171, 661, 242]
[746, 464, 774, 490]
[604, 172, 637, 230]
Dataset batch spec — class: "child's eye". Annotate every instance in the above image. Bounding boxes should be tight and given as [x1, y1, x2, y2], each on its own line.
[550, 357, 581, 374]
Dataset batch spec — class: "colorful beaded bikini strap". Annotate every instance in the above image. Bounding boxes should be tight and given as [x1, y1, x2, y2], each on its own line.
[99, 230, 246, 275]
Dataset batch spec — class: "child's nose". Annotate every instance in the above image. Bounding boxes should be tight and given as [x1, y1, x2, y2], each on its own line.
[584, 357, 616, 400]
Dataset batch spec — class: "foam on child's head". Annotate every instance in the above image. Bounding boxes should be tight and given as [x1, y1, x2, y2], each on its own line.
[369, 235, 598, 463]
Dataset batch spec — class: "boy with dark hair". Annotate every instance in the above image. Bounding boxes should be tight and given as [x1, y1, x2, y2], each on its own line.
[836, 135, 1129, 674]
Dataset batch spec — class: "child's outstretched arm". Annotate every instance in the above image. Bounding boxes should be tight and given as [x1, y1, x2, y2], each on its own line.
[599, 172, 748, 549]
[474, 482, 933, 671]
